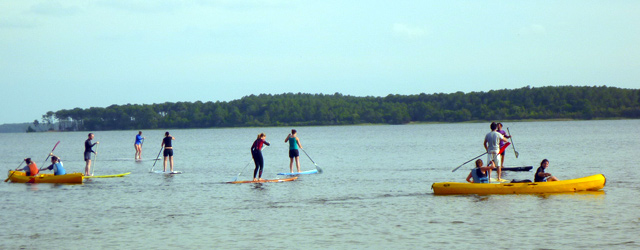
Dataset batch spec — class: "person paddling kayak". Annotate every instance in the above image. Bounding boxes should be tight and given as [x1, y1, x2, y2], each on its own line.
[15, 158, 39, 176]
[40, 154, 66, 175]
[251, 133, 270, 181]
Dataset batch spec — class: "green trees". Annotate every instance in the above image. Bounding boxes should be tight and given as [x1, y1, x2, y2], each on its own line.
[41, 86, 639, 131]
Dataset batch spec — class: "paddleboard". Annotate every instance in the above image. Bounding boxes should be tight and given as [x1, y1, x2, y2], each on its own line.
[489, 178, 509, 183]
[277, 169, 318, 176]
[152, 170, 182, 174]
[228, 176, 298, 184]
[84, 172, 131, 178]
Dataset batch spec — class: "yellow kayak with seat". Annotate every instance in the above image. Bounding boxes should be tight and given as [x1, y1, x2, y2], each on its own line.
[7, 171, 83, 184]
[432, 174, 605, 195]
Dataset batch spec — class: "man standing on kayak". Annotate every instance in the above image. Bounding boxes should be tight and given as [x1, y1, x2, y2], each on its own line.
[484, 122, 508, 181]
[84, 133, 99, 176]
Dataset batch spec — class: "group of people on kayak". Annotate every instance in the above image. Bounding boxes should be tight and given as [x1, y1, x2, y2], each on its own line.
[250, 129, 303, 181]
[467, 122, 559, 183]
[14, 154, 67, 177]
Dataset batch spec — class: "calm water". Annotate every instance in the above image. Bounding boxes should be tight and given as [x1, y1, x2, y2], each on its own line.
[1, 120, 639, 249]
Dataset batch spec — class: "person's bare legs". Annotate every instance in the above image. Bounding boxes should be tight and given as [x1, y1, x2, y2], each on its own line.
[295, 156, 301, 172]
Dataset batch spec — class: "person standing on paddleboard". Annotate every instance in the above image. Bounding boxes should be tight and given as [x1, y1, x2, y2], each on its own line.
[284, 129, 303, 173]
[84, 133, 99, 176]
[496, 123, 511, 169]
[251, 133, 270, 181]
[483, 122, 508, 181]
[162, 131, 176, 172]
[134, 131, 145, 160]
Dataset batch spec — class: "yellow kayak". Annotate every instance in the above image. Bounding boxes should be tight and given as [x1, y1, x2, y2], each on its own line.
[432, 174, 606, 195]
[7, 171, 83, 184]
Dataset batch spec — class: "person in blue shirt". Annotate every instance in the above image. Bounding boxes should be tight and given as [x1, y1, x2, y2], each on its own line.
[40, 154, 66, 175]
[134, 131, 145, 160]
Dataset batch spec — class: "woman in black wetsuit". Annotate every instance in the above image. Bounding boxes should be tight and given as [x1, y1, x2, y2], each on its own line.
[251, 133, 270, 181]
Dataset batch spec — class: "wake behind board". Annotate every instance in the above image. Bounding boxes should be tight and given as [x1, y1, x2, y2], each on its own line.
[152, 170, 182, 174]
[84, 172, 131, 178]
[228, 176, 298, 184]
[277, 169, 318, 176]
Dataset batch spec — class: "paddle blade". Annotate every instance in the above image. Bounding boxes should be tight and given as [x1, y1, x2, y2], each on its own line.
[316, 165, 323, 174]
[498, 142, 511, 155]
[515, 150, 519, 158]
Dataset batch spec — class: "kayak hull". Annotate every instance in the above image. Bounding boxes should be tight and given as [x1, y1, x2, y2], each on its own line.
[7, 171, 83, 184]
[432, 174, 605, 195]
[228, 176, 298, 184]
[277, 169, 318, 175]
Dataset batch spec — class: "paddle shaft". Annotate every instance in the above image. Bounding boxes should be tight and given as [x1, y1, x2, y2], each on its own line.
[452, 152, 487, 172]
[92, 144, 99, 176]
[151, 146, 164, 171]
[231, 146, 267, 182]
[301, 148, 323, 173]
[507, 128, 519, 158]
[4, 160, 25, 182]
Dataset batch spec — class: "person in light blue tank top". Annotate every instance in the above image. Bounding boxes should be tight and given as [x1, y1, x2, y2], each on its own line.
[284, 129, 303, 173]
[41, 155, 66, 175]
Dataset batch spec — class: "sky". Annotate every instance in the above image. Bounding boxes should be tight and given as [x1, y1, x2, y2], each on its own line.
[1, 0, 639, 124]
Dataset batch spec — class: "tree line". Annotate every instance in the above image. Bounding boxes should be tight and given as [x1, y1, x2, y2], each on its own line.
[36, 85, 640, 132]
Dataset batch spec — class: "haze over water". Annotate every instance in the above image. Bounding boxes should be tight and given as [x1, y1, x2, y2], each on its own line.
[1, 120, 638, 249]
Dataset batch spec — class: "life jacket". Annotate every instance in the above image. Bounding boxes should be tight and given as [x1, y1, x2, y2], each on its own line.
[27, 163, 39, 176]
[470, 168, 488, 183]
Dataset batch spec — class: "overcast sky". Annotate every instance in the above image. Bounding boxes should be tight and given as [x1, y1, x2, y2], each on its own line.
[1, 0, 638, 124]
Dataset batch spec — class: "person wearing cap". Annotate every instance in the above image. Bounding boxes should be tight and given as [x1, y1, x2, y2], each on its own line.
[284, 129, 303, 173]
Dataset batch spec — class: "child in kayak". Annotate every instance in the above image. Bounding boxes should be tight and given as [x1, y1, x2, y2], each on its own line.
[466, 159, 495, 183]
[40, 154, 66, 176]
[251, 133, 270, 181]
[15, 158, 39, 176]
[534, 159, 559, 182]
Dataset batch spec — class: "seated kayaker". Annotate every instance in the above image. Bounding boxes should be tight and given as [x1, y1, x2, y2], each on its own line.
[15, 158, 39, 176]
[534, 159, 559, 182]
[40, 154, 66, 176]
[466, 159, 495, 183]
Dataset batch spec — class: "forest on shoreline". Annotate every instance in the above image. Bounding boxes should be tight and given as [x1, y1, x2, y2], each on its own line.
[26, 86, 640, 132]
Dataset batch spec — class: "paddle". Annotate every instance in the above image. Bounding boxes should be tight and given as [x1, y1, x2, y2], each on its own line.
[230, 146, 268, 182]
[41, 141, 61, 168]
[151, 146, 163, 172]
[301, 148, 323, 174]
[507, 127, 519, 158]
[4, 160, 26, 182]
[92, 144, 99, 176]
[452, 142, 511, 172]
[230, 158, 254, 182]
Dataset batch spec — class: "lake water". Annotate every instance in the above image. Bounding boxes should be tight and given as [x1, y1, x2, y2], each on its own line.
[1, 120, 639, 249]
